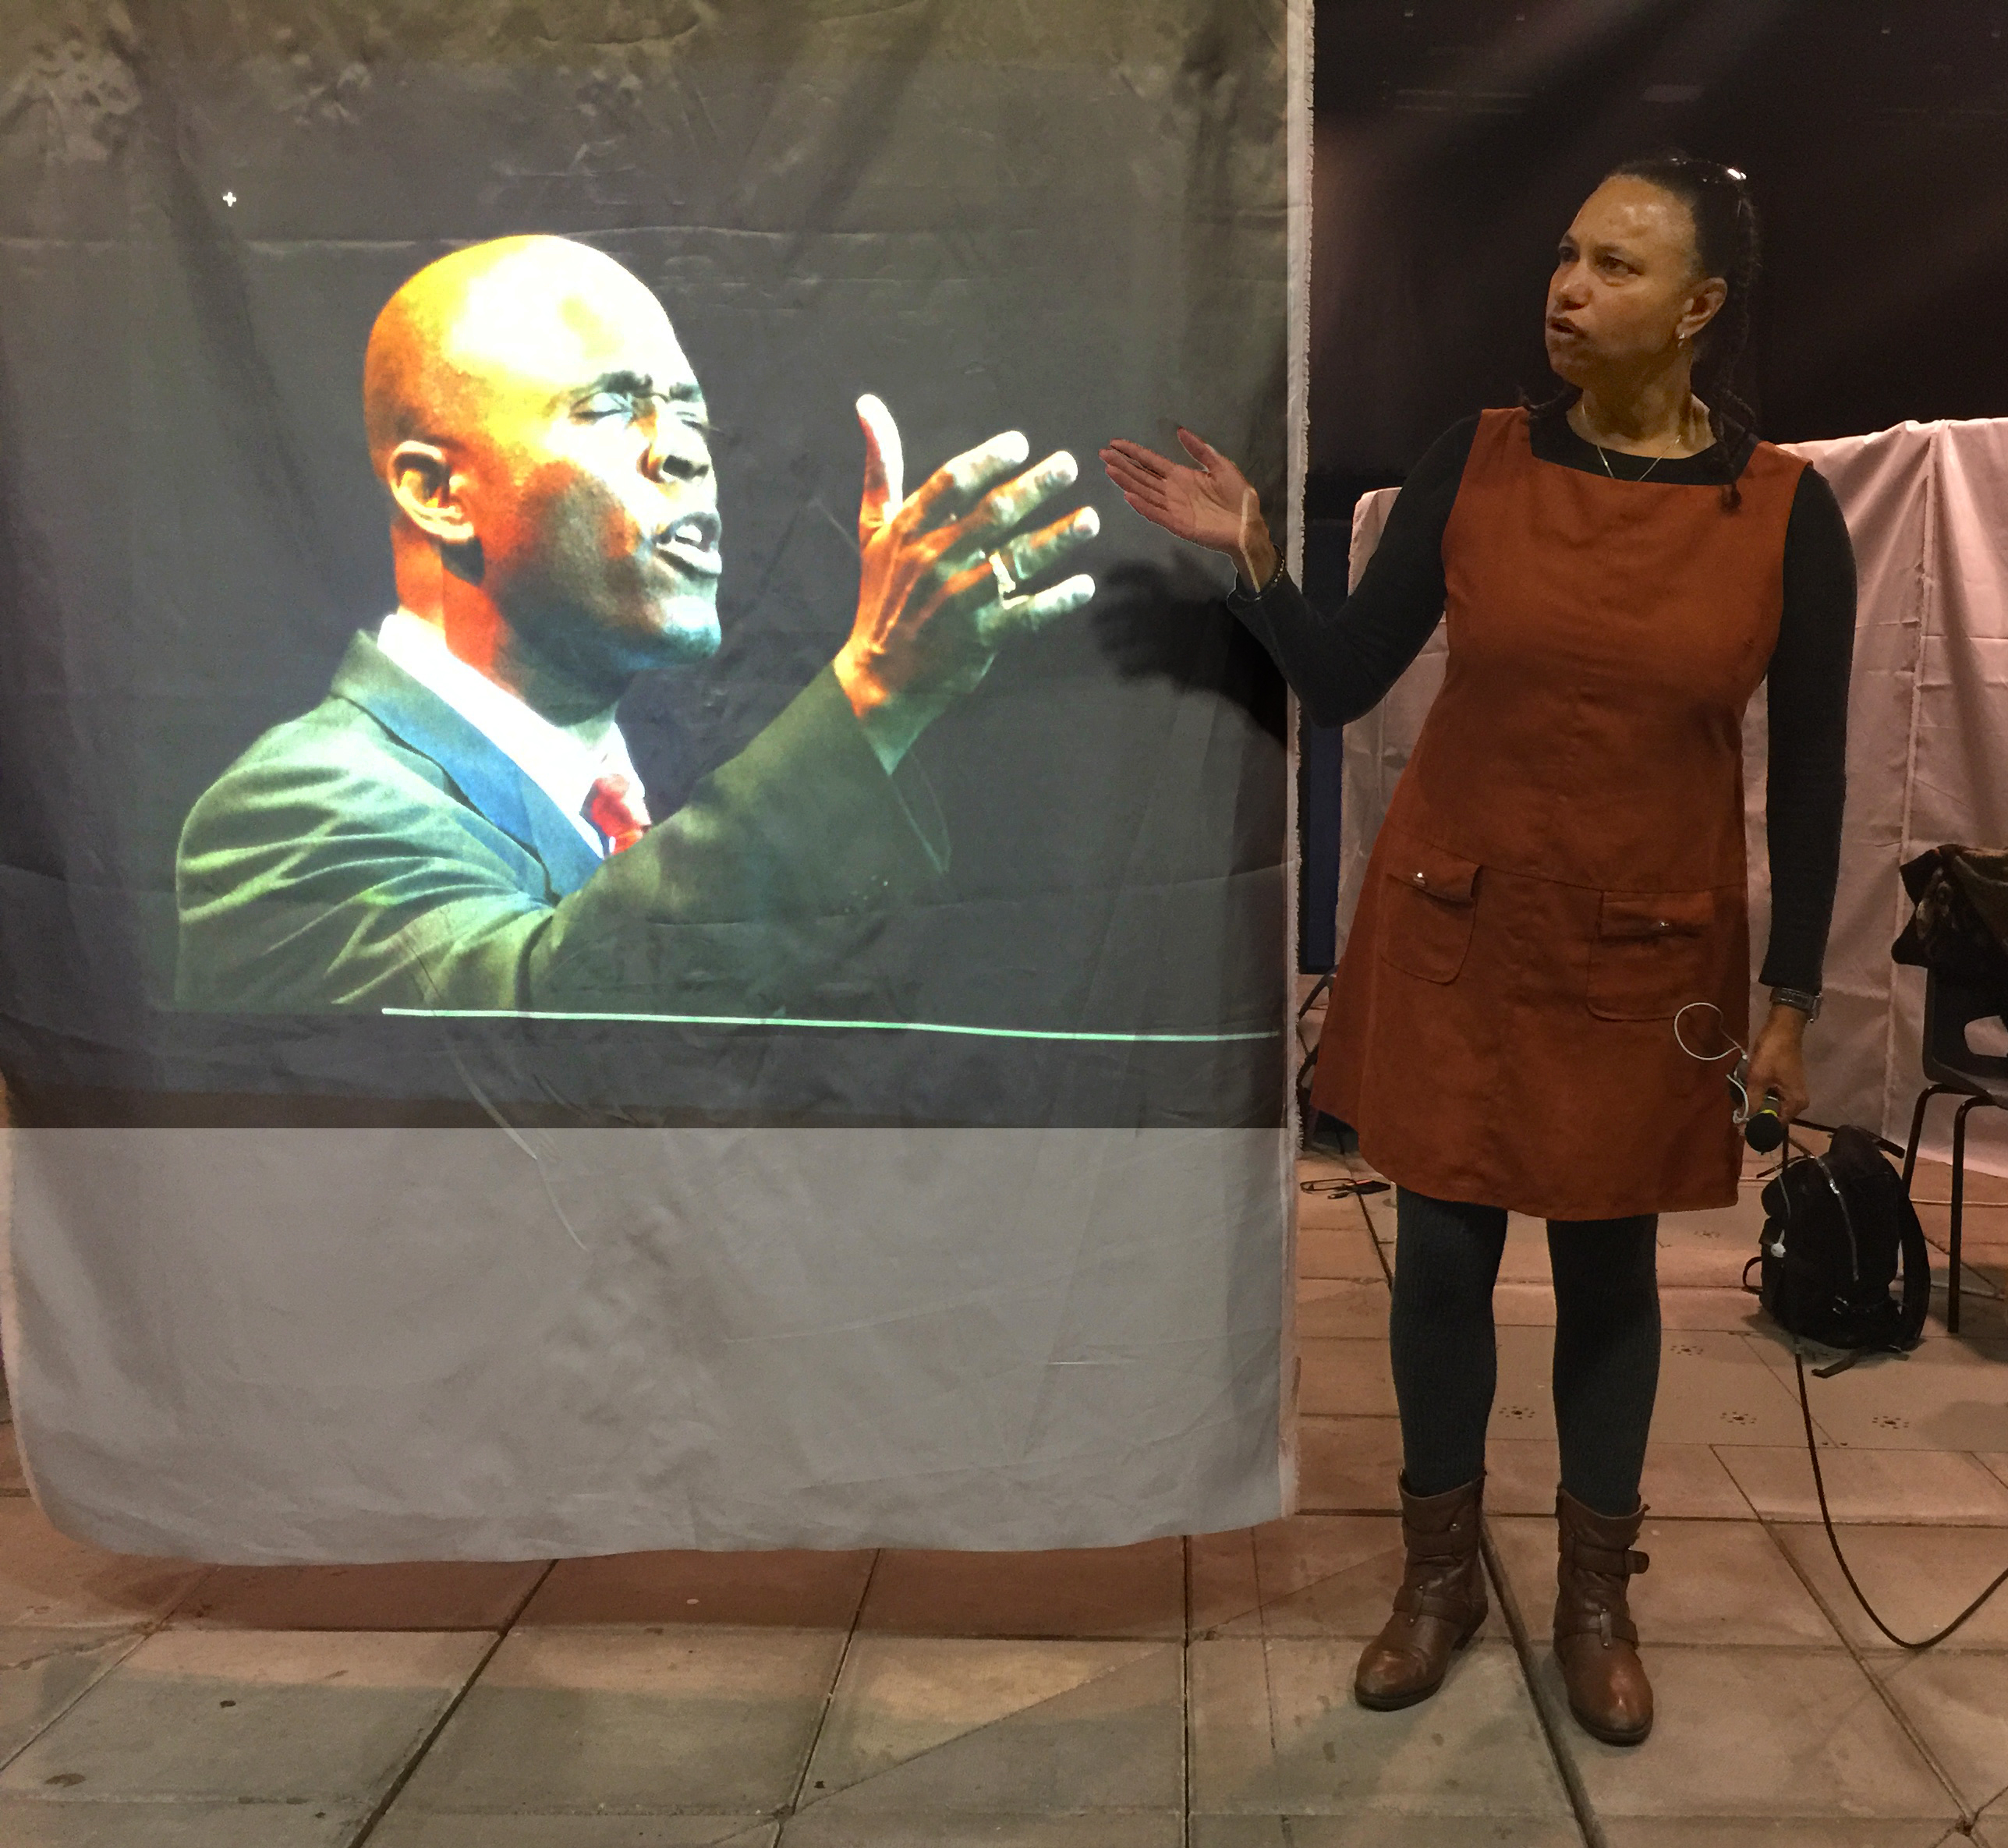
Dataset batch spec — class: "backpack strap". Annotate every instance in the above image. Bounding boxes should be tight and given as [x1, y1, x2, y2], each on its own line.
[1895, 1190, 1932, 1349]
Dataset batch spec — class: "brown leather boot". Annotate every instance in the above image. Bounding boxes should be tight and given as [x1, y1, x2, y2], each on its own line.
[1353, 1474, 1488, 1710]
[1553, 1487, 1654, 1744]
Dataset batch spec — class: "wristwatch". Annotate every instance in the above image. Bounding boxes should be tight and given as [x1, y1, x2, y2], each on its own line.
[1770, 986, 1822, 1022]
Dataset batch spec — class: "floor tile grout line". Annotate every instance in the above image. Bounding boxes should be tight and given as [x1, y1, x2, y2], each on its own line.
[1758, 1511, 1979, 1829]
[773, 1546, 880, 1839]
[0, 1624, 152, 1781]
[1340, 1167, 1397, 1292]
[1257, 1633, 1287, 1840]
[783, 1628, 1174, 1816]
[846, 1622, 1190, 1644]
[346, 1556, 557, 1848]
[1479, 1521, 1605, 1848]
[492, 1556, 559, 1634]
[0, 1549, 223, 1781]
[1709, 1439, 1769, 1522]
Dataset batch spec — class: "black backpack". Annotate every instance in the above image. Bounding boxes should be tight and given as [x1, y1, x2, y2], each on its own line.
[1747, 1124, 1932, 1359]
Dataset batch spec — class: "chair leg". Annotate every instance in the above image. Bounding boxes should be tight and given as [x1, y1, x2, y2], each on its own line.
[1902, 1085, 1959, 1191]
[1948, 1097, 2003, 1337]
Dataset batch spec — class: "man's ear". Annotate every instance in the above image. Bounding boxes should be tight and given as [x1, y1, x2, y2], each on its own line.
[387, 441, 474, 545]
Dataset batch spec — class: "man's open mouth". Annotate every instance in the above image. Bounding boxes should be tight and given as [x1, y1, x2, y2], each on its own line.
[657, 510, 723, 579]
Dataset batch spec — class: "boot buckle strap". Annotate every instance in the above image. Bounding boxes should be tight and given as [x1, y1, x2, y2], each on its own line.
[1399, 1588, 1478, 1622]
[1395, 1575, 1474, 1612]
[1560, 1604, 1640, 1647]
[1567, 1539, 1649, 1577]
[1406, 1541, 1473, 1569]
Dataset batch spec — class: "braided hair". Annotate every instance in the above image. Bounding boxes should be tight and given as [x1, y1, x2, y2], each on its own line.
[1528, 153, 1763, 509]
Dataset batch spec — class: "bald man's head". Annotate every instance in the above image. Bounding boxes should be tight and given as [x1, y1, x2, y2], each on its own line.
[364, 235, 724, 699]
[364, 237, 672, 473]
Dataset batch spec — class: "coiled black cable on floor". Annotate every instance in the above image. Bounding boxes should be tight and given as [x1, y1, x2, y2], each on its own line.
[1794, 1348, 2008, 1648]
[1759, 1120, 2008, 1648]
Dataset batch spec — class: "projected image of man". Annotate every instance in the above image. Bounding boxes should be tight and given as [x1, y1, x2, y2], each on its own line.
[175, 235, 1097, 1012]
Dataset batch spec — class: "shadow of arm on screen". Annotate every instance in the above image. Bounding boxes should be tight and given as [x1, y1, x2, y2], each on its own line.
[1086, 556, 1287, 742]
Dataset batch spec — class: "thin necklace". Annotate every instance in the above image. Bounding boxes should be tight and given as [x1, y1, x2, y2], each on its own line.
[1588, 402, 1700, 483]
[1595, 441, 1667, 483]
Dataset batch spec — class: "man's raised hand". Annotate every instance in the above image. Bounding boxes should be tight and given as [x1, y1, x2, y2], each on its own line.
[1100, 428, 1277, 589]
[836, 394, 1099, 771]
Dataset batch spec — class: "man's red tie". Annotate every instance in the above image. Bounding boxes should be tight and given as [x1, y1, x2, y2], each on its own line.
[586, 773, 649, 855]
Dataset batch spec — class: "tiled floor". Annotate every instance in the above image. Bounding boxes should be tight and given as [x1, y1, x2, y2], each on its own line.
[1, 1138, 2006, 1844]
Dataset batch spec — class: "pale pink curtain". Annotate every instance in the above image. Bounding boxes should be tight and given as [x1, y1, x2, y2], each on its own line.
[1333, 418, 2008, 1166]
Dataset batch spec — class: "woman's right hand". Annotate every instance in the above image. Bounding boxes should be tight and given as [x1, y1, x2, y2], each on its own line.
[1100, 428, 1278, 589]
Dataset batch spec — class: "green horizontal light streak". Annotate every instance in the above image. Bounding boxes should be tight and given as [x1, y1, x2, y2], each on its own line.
[381, 1007, 1276, 1045]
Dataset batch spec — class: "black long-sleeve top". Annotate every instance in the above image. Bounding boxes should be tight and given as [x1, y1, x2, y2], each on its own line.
[1231, 412, 1857, 993]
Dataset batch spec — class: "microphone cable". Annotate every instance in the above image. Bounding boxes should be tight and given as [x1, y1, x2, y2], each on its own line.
[1794, 1345, 2008, 1649]
[1764, 1124, 2008, 1649]
[1670, 1012, 2008, 1644]
[1673, 1001, 1780, 1145]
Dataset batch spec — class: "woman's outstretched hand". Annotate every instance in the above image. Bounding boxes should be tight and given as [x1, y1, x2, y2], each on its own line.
[1100, 429, 1278, 590]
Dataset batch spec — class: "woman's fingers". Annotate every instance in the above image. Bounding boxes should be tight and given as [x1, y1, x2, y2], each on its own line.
[1101, 437, 1239, 507]
[1101, 437, 1180, 479]
[1745, 1046, 1810, 1124]
[1114, 490, 1170, 529]
[1100, 455, 1174, 510]
[1102, 431, 1245, 495]
[1177, 427, 1252, 500]
[1100, 445, 1213, 541]
[1097, 446, 1153, 487]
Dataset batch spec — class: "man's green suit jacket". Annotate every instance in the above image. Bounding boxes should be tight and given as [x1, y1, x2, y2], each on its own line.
[175, 632, 947, 1013]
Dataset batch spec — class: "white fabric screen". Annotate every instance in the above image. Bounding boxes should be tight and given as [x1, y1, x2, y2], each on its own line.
[0, 0, 1315, 1563]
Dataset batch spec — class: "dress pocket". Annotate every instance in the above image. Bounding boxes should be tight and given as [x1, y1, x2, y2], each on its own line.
[1585, 888, 1721, 1021]
[1379, 839, 1482, 984]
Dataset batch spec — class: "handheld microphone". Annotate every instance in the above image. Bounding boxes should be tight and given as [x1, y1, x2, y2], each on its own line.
[1726, 1053, 1785, 1152]
[1743, 1091, 1786, 1153]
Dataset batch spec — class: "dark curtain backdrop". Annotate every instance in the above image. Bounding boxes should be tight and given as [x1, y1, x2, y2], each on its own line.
[1311, 0, 2008, 497]
[1298, 0, 2008, 969]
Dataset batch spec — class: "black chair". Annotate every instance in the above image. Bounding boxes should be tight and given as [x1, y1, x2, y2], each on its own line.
[1899, 972, 2008, 1334]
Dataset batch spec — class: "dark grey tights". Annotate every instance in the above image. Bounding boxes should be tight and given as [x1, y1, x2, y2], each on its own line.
[1388, 1186, 1661, 1517]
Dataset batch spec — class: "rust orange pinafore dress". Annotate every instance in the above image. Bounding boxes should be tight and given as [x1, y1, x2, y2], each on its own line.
[1309, 407, 1808, 1222]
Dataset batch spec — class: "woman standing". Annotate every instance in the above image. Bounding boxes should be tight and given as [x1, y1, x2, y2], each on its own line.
[1103, 155, 1854, 1744]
